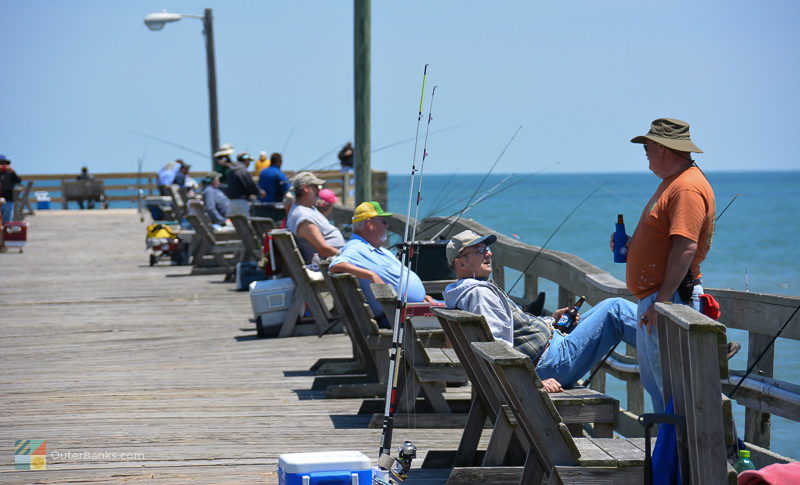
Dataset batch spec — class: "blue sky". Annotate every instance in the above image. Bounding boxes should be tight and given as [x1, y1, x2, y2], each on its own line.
[1, 0, 798, 175]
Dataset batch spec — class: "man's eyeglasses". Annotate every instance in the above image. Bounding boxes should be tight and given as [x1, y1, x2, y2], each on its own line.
[458, 245, 491, 258]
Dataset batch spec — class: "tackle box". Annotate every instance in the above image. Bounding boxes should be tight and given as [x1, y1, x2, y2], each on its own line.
[278, 450, 372, 485]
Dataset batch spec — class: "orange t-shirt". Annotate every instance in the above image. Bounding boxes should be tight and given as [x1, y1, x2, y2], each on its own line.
[626, 166, 715, 299]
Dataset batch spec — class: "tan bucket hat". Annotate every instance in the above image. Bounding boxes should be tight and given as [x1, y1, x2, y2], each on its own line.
[631, 118, 703, 153]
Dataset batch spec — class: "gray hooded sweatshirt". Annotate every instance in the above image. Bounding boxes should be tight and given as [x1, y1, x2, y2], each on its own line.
[443, 278, 519, 344]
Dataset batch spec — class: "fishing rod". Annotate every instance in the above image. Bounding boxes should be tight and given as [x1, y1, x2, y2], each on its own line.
[716, 193, 740, 221]
[136, 147, 147, 222]
[281, 126, 296, 153]
[376, 65, 429, 482]
[131, 131, 207, 158]
[727, 303, 800, 399]
[438, 126, 522, 240]
[422, 170, 459, 219]
[580, 342, 620, 388]
[507, 184, 606, 295]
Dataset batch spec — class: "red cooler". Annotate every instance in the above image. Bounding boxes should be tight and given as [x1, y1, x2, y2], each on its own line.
[3, 222, 28, 250]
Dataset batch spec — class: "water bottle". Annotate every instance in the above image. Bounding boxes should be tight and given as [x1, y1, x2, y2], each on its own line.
[613, 214, 628, 263]
[734, 449, 756, 474]
[555, 296, 585, 333]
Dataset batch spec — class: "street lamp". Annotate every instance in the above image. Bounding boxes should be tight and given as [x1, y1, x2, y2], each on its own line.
[144, 9, 220, 172]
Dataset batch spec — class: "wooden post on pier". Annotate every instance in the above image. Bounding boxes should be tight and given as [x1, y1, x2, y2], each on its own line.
[354, 0, 371, 205]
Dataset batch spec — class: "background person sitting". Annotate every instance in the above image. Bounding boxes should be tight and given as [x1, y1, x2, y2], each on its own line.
[202, 173, 231, 230]
[285, 172, 344, 264]
[329, 201, 433, 327]
[75, 166, 96, 209]
[316, 188, 337, 220]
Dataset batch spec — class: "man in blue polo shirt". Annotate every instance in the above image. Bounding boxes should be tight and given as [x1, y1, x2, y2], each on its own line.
[329, 201, 432, 327]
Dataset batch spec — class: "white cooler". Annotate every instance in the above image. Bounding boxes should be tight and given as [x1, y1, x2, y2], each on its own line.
[278, 450, 372, 485]
[249, 278, 295, 337]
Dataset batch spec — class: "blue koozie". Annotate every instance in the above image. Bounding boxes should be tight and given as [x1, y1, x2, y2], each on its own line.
[613, 214, 628, 263]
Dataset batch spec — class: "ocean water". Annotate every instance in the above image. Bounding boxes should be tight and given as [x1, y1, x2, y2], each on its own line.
[387, 170, 800, 458]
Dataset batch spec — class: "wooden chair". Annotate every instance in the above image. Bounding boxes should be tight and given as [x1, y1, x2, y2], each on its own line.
[186, 199, 244, 275]
[269, 229, 340, 338]
[470, 340, 647, 484]
[229, 214, 266, 263]
[650, 302, 738, 485]
[309, 260, 371, 376]
[315, 273, 467, 427]
[311, 272, 392, 398]
[168, 184, 189, 222]
[421, 308, 619, 472]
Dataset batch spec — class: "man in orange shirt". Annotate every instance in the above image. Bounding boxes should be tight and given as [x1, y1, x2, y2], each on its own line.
[625, 118, 715, 413]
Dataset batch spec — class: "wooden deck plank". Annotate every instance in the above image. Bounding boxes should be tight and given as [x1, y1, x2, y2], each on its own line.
[0, 210, 477, 484]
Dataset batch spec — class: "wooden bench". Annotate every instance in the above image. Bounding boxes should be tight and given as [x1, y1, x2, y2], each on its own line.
[61, 180, 107, 209]
[269, 229, 340, 338]
[470, 340, 648, 484]
[651, 302, 738, 485]
[421, 308, 619, 472]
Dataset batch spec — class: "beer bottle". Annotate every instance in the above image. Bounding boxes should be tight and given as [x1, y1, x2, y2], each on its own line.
[555, 296, 586, 333]
[613, 214, 628, 263]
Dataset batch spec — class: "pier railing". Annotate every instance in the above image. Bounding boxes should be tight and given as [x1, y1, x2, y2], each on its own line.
[330, 208, 799, 466]
[15, 170, 387, 210]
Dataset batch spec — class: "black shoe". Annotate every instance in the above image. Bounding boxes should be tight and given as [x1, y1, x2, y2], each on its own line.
[525, 292, 546, 316]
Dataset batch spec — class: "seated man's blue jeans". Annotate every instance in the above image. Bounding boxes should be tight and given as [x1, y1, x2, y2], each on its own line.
[636, 285, 703, 415]
[536, 297, 638, 388]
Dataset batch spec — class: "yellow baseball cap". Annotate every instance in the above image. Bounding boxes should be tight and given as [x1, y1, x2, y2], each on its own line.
[352, 201, 392, 223]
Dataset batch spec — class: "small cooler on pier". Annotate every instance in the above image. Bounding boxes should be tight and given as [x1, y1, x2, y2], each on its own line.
[278, 450, 372, 485]
[249, 277, 295, 337]
[3, 222, 28, 251]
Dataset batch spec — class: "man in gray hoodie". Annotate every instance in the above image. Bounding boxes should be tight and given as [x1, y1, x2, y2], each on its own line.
[443, 230, 641, 394]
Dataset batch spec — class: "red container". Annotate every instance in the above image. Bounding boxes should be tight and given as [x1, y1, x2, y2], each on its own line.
[3, 222, 28, 247]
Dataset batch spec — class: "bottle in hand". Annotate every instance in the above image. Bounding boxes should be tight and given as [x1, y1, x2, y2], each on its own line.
[555, 296, 586, 334]
[613, 214, 628, 263]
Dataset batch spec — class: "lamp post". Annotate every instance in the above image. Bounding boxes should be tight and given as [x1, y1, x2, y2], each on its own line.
[144, 8, 220, 172]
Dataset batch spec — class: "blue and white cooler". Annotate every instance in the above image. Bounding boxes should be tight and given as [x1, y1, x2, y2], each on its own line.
[277, 450, 372, 485]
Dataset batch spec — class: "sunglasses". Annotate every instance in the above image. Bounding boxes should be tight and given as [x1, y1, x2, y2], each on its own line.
[458, 245, 491, 258]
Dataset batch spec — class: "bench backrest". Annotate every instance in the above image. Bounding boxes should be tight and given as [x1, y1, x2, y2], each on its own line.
[432, 308, 508, 421]
[62, 180, 104, 199]
[169, 184, 188, 221]
[186, 200, 219, 245]
[328, 273, 383, 378]
[472, 340, 582, 470]
[229, 214, 262, 262]
[654, 303, 731, 484]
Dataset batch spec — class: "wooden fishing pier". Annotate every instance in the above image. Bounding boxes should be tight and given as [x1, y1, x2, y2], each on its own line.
[0, 209, 455, 484]
[2, 201, 798, 483]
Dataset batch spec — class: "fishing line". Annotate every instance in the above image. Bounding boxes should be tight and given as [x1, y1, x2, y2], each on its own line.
[131, 132, 208, 158]
[507, 184, 606, 295]
[372, 124, 461, 154]
[379, 64, 429, 461]
[439, 125, 522, 240]
[281, 126, 296, 153]
[727, 303, 800, 399]
[423, 170, 460, 219]
[426, 162, 559, 240]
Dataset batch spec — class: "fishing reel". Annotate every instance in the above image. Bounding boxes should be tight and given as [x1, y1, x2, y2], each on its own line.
[373, 441, 417, 484]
